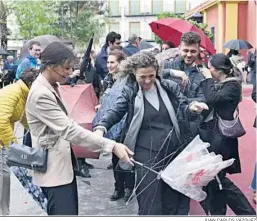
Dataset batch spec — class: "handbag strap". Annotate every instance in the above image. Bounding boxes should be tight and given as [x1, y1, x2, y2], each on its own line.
[12, 109, 30, 145]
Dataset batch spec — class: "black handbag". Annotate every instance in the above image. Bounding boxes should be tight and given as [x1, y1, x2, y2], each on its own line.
[217, 109, 246, 138]
[7, 142, 48, 173]
[215, 78, 246, 138]
[6, 110, 48, 173]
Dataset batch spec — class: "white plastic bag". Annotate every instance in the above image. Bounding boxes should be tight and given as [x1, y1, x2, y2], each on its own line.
[159, 135, 235, 201]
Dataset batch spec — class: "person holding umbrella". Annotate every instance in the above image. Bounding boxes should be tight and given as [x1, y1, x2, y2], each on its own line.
[26, 42, 133, 215]
[94, 51, 208, 215]
[161, 32, 206, 138]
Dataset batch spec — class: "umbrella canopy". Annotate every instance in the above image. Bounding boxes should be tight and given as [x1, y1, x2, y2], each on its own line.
[80, 33, 94, 76]
[149, 18, 216, 55]
[224, 39, 253, 50]
[20, 35, 60, 58]
[0, 47, 9, 55]
[131, 135, 234, 202]
[139, 40, 154, 50]
[59, 84, 100, 159]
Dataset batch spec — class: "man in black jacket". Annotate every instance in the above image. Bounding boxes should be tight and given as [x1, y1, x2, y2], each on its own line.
[161, 32, 206, 138]
[161, 32, 205, 101]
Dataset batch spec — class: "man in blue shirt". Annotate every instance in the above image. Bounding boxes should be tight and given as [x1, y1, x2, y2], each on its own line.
[123, 34, 140, 56]
[16, 41, 41, 80]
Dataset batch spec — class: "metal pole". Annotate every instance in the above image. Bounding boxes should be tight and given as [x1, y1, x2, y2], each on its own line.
[130, 158, 159, 175]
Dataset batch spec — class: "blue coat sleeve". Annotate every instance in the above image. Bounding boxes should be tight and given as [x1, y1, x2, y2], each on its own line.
[16, 59, 30, 80]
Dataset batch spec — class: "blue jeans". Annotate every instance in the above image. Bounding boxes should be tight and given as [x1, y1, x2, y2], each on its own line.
[251, 165, 256, 192]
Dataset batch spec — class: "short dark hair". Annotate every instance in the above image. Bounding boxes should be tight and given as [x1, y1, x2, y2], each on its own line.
[181, 32, 201, 45]
[109, 45, 123, 52]
[105, 31, 121, 45]
[28, 41, 41, 50]
[20, 68, 39, 87]
[40, 41, 75, 71]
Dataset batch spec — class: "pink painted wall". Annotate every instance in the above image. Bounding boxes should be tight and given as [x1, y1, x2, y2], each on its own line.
[246, 0, 256, 48]
[222, 3, 226, 53]
[238, 3, 247, 41]
[206, 6, 219, 49]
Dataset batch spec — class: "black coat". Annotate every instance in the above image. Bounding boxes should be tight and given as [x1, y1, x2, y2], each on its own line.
[95, 75, 197, 145]
[199, 78, 242, 174]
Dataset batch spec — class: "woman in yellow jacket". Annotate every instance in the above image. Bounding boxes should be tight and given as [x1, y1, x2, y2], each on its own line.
[0, 68, 39, 215]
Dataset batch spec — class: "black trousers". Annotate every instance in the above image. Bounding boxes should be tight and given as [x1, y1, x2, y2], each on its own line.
[135, 165, 190, 215]
[112, 153, 135, 191]
[134, 145, 190, 215]
[200, 173, 256, 215]
[41, 176, 78, 215]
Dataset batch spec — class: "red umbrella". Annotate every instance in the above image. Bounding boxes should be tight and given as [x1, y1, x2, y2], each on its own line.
[149, 18, 216, 55]
[59, 84, 100, 159]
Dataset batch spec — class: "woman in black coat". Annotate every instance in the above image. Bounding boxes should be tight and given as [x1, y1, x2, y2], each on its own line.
[199, 53, 255, 215]
[94, 51, 208, 215]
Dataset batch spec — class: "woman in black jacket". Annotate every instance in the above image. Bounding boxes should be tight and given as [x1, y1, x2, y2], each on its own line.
[94, 51, 208, 215]
[199, 53, 255, 215]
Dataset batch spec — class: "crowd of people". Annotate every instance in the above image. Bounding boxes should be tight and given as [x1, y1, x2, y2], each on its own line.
[0, 30, 256, 216]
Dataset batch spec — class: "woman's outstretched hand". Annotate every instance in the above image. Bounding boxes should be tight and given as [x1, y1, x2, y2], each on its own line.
[113, 143, 134, 166]
[189, 101, 209, 113]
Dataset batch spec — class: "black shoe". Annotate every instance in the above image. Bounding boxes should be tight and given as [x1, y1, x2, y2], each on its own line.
[75, 168, 91, 178]
[124, 188, 133, 202]
[107, 163, 113, 170]
[110, 190, 124, 201]
[84, 162, 94, 169]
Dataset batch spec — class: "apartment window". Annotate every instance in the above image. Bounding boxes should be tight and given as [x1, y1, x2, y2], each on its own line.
[175, 0, 186, 14]
[108, 0, 120, 16]
[129, 0, 140, 15]
[152, 0, 163, 15]
[129, 22, 140, 37]
[109, 23, 120, 34]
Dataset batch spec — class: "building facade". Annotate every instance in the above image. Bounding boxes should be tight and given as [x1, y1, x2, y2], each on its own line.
[7, 13, 23, 56]
[185, 0, 256, 53]
[106, 0, 187, 44]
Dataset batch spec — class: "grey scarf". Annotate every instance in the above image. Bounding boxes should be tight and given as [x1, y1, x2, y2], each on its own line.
[119, 79, 180, 170]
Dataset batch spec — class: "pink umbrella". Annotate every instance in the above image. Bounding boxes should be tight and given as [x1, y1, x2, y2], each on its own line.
[149, 18, 216, 55]
[59, 84, 100, 159]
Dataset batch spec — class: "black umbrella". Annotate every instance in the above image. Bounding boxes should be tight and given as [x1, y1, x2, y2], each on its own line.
[0, 47, 9, 55]
[20, 35, 60, 58]
[70, 33, 94, 86]
[224, 39, 253, 50]
[80, 33, 94, 78]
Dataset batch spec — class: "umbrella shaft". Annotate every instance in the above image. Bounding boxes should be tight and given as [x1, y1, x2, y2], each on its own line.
[131, 158, 159, 175]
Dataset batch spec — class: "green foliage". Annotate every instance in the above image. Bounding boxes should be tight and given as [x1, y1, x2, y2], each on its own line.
[154, 11, 214, 45]
[7, 0, 108, 46]
[8, 0, 59, 39]
[58, 0, 108, 47]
